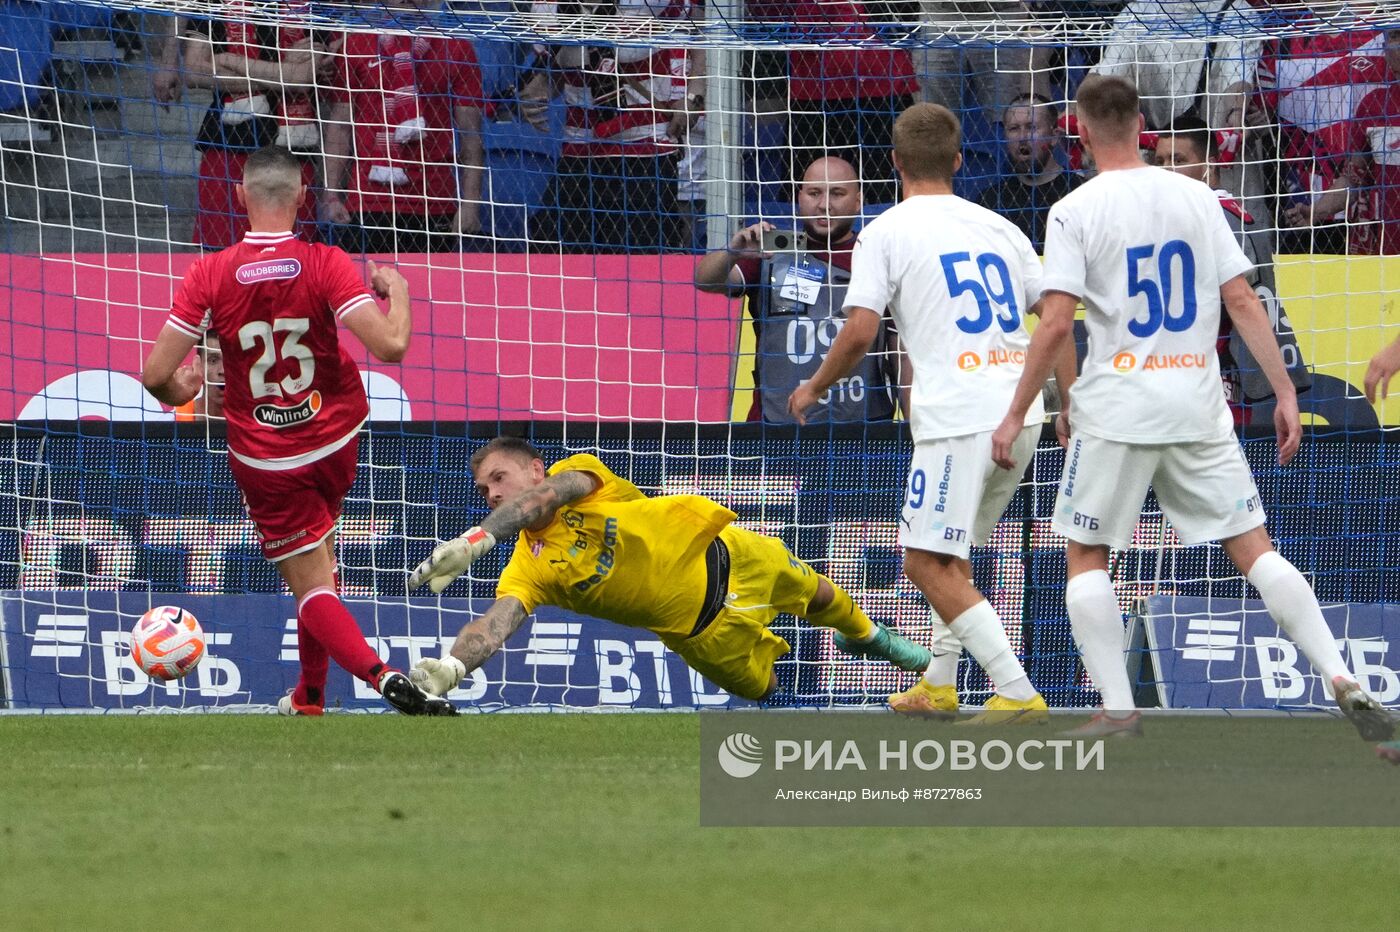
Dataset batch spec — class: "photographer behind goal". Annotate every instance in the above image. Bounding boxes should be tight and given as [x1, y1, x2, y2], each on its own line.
[694, 156, 907, 424]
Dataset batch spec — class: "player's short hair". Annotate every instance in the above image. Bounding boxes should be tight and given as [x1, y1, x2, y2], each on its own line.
[470, 436, 544, 474]
[1161, 114, 1216, 162]
[242, 145, 304, 206]
[1075, 75, 1141, 138]
[892, 103, 961, 183]
[196, 332, 221, 358]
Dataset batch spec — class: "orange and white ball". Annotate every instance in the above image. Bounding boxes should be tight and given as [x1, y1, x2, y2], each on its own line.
[131, 606, 205, 681]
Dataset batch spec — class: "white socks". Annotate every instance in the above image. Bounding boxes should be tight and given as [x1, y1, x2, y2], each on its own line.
[923, 651, 961, 688]
[945, 601, 1036, 701]
[1065, 570, 1136, 712]
[921, 611, 961, 687]
[1061, 555, 1347, 714]
[1247, 551, 1349, 684]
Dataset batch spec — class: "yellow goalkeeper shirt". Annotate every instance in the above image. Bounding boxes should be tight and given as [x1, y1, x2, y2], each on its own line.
[494, 454, 737, 638]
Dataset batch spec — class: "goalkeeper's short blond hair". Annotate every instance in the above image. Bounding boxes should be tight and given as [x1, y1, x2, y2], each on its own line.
[470, 436, 544, 474]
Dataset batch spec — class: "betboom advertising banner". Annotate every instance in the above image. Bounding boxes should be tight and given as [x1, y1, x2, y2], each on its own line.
[0, 591, 740, 711]
[1142, 595, 1400, 709]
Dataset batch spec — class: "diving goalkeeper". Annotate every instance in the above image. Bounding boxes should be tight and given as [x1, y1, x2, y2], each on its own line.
[407, 437, 931, 701]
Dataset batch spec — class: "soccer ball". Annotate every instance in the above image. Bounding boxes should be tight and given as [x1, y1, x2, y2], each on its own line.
[131, 606, 206, 681]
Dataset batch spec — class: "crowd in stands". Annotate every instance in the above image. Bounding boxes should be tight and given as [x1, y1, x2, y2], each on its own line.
[4, 1, 1400, 257]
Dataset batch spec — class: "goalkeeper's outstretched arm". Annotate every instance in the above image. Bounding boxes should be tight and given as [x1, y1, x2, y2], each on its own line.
[411, 597, 530, 695]
[481, 470, 600, 541]
[450, 597, 529, 675]
[409, 469, 601, 593]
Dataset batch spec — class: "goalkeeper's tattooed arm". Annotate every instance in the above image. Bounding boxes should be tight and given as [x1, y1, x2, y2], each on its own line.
[411, 597, 530, 694]
[480, 469, 600, 539]
[408, 470, 597, 593]
[451, 597, 529, 674]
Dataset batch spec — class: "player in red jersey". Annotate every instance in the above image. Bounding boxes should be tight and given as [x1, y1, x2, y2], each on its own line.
[141, 145, 454, 716]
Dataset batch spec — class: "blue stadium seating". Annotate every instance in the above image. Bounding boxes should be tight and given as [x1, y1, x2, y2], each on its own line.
[473, 37, 564, 242]
[43, 1, 112, 33]
[0, 1, 53, 113]
[485, 135, 558, 243]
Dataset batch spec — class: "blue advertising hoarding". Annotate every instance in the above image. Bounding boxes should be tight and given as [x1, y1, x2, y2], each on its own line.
[0, 591, 740, 711]
[1141, 595, 1400, 709]
[0, 423, 1397, 709]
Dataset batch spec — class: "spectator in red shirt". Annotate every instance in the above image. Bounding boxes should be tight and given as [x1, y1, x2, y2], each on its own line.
[531, 0, 690, 252]
[177, 5, 334, 248]
[750, 0, 919, 205]
[321, 0, 486, 253]
[1287, 31, 1400, 254]
[1261, 9, 1389, 252]
[142, 145, 454, 716]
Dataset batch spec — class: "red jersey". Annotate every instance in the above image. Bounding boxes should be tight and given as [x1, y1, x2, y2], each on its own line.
[1258, 29, 1386, 147]
[167, 232, 374, 466]
[1350, 83, 1400, 254]
[561, 0, 691, 158]
[748, 0, 917, 103]
[335, 34, 483, 215]
[561, 47, 688, 159]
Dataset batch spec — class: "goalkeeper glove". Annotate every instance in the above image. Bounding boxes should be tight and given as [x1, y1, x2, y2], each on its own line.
[410, 655, 467, 697]
[408, 652, 467, 696]
[409, 527, 497, 593]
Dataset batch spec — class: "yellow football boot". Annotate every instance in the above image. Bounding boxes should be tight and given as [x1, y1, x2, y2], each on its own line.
[957, 692, 1049, 726]
[887, 680, 959, 720]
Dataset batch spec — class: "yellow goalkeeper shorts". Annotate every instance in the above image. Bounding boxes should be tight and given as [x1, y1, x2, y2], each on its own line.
[663, 526, 820, 700]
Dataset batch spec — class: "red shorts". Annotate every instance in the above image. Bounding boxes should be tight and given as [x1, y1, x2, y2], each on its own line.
[229, 439, 359, 562]
[195, 149, 318, 249]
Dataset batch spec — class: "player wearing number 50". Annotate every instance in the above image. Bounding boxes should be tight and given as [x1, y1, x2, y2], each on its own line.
[406, 437, 932, 702]
[141, 145, 454, 717]
[789, 103, 1078, 724]
[991, 76, 1393, 741]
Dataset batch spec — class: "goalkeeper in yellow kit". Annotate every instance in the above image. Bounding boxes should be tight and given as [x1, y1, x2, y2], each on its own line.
[407, 437, 931, 701]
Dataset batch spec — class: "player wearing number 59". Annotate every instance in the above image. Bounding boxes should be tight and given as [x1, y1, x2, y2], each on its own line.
[406, 437, 932, 702]
[141, 145, 454, 717]
[790, 103, 1077, 724]
[991, 76, 1392, 741]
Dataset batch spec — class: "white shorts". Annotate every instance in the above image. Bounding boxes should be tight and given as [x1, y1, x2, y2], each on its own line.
[1052, 430, 1267, 549]
[900, 426, 1039, 559]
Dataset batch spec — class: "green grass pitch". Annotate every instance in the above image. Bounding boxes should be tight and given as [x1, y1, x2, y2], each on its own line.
[1, 714, 1396, 930]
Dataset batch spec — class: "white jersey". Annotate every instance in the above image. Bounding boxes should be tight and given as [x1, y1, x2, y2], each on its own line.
[1041, 166, 1254, 444]
[844, 194, 1046, 442]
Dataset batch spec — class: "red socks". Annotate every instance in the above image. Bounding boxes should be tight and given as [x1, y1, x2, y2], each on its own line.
[292, 620, 330, 709]
[296, 587, 386, 688]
